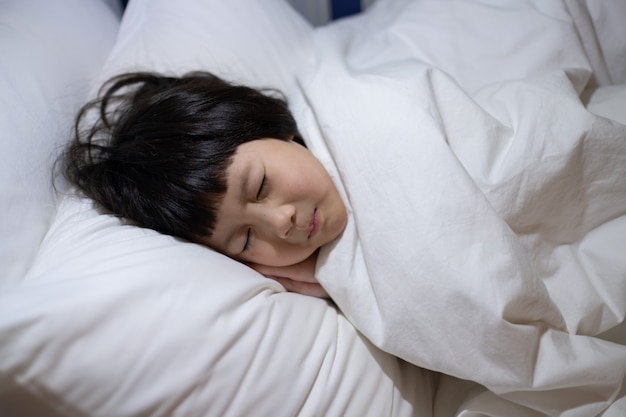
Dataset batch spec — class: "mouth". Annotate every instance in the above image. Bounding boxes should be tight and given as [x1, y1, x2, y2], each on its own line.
[308, 209, 319, 239]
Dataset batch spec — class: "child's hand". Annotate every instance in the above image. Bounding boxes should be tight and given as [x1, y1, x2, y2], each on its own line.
[248, 252, 329, 298]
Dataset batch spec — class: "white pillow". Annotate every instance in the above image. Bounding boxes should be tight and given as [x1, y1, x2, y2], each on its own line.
[1, 196, 433, 416]
[98, 0, 316, 91]
[0, 0, 121, 287]
[0, 0, 435, 416]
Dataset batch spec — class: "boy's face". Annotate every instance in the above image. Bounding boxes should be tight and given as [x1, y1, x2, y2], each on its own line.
[204, 138, 347, 267]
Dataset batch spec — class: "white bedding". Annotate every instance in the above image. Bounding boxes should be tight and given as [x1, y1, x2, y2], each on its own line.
[1, 1, 433, 416]
[2, 0, 625, 416]
[296, 1, 626, 416]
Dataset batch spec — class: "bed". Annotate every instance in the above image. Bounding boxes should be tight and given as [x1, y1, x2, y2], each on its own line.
[1, 0, 624, 416]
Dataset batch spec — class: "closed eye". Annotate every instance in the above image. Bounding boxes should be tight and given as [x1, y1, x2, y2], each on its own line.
[243, 228, 252, 252]
[243, 174, 266, 253]
[256, 174, 267, 200]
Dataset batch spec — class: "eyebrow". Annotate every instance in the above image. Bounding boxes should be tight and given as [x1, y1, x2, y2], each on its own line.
[239, 163, 252, 205]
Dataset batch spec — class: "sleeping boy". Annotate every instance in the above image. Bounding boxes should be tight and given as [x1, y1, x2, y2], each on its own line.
[63, 71, 345, 297]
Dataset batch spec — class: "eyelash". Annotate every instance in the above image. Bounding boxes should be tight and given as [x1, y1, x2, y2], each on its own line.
[243, 228, 252, 252]
[256, 174, 267, 200]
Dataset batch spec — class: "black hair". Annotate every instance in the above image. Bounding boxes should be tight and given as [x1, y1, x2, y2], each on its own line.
[62, 71, 302, 242]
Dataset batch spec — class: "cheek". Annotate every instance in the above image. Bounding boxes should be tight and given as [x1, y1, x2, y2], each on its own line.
[283, 160, 326, 196]
[257, 240, 315, 267]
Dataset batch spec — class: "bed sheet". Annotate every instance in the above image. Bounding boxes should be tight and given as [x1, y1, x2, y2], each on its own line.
[291, 1, 626, 416]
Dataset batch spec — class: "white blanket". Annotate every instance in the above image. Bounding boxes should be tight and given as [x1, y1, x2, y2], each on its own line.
[291, 1, 626, 415]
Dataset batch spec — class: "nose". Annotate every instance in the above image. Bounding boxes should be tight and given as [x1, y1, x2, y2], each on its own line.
[266, 204, 296, 239]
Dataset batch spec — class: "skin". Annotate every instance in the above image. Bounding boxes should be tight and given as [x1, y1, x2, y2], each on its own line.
[203, 138, 347, 297]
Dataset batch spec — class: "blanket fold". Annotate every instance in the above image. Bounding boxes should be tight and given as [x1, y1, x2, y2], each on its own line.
[290, 3, 626, 414]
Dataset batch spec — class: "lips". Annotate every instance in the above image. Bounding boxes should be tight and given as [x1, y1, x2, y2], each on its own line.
[308, 209, 319, 239]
